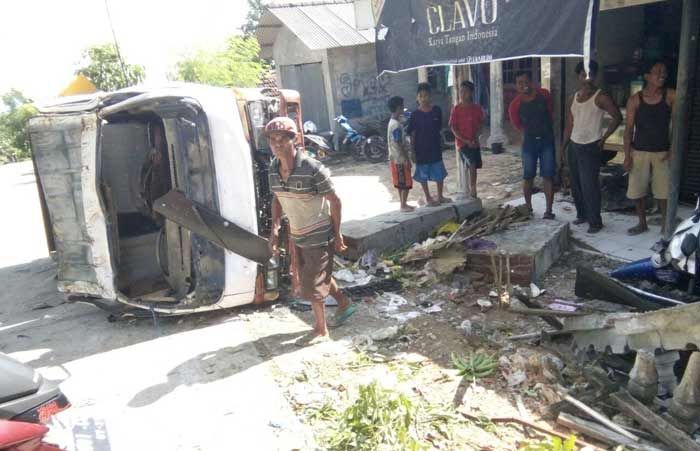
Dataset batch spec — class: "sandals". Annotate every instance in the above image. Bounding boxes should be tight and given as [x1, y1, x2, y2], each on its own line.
[627, 224, 649, 236]
[543, 212, 556, 220]
[330, 303, 357, 328]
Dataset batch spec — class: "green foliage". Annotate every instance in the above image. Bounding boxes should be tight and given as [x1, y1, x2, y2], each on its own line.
[520, 435, 577, 451]
[451, 352, 498, 380]
[173, 36, 267, 88]
[0, 89, 37, 163]
[327, 382, 424, 451]
[242, 0, 265, 36]
[76, 43, 145, 91]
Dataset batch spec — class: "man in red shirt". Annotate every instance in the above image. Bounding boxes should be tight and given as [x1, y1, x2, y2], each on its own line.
[508, 71, 556, 219]
[449, 80, 484, 198]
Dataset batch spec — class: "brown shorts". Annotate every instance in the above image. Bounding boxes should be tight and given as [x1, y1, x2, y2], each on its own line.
[627, 150, 670, 200]
[296, 243, 334, 303]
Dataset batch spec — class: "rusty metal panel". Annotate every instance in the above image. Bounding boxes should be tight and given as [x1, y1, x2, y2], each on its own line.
[28, 113, 116, 299]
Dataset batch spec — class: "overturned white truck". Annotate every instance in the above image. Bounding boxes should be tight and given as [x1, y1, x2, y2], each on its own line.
[29, 85, 304, 315]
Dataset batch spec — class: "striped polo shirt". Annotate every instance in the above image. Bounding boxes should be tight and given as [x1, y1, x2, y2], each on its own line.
[269, 151, 335, 248]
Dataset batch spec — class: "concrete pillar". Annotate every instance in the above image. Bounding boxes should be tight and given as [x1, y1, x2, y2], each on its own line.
[417, 67, 429, 83]
[540, 57, 552, 91]
[487, 61, 507, 153]
[452, 65, 471, 198]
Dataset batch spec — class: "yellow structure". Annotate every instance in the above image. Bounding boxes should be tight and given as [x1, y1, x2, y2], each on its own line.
[59, 74, 98, 97]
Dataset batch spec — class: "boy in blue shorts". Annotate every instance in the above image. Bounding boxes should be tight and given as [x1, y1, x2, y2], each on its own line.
[407, 83, 451, 207]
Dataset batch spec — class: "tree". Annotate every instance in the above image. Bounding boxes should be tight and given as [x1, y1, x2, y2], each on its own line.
[242, 0, 265, 37]
[0, 89, 37, 163]
[173, 36, 268, 88]
[76, 43, 145, 92]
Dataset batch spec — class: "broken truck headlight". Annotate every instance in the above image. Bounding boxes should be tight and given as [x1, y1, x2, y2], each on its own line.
[265, 256, 279, 290]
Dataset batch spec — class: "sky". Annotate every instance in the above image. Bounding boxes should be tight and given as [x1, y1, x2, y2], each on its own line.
[0, 0, 250, 103]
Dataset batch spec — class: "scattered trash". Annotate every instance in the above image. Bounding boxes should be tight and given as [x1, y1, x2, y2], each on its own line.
[421, 303, 443, 314]
[371, 326, 399, 341]
[506, 369, 527, 387]
[463, 238, 497, 251]
[435, 220, 462, 236]
[289, 300, 312, 312]
[459, 320, 472, 336]
[351, 335, 374, 352]
[389, 311, 421, 323]
[489, 290, 498, 298]
[530, 283, 544, 298]
[431, 246, 467, 276]
[376, 292, 408, 313]
[359, 249, 379, 272]
[547, 302, 579, 313]
[334, 269, 356, 283]
[477, 298, 493, 310]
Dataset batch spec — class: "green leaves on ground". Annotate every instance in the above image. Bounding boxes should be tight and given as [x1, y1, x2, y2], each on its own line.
[451, 351, 498, 380]
[76, 44, 145, 92]
[172, 36, 268, 88]
[327, 382, 423, 451]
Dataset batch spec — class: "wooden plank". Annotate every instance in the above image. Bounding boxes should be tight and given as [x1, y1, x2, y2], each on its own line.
[557, 413, 666, 451]
[509, 306, 589, 317]
[611, 390, 700, 451]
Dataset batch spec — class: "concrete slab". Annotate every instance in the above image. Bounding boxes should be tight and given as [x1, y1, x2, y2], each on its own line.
[341, 199, 482, 259]
[465, 220, 570, 284]
[506, 193, 695, 262]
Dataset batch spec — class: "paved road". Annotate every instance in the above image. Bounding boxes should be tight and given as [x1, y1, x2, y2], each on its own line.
[0, 161, 313, 450]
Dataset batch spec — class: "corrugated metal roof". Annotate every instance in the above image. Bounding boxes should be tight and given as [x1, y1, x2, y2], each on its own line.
[259, 2, 375, 52]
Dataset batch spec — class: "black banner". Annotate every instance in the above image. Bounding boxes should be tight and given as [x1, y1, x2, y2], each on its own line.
[376, 0, 597, 74]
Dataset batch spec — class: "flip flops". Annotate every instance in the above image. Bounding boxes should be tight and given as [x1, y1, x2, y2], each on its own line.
[330, 303, 357, 328]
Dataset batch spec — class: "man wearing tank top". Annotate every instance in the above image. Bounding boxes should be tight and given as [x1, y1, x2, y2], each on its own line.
[561, 61, 622, 234]
[623, 61, 676, 236]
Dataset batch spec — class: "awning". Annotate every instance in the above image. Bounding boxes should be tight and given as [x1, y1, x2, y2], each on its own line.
[375, 0, 599, 75]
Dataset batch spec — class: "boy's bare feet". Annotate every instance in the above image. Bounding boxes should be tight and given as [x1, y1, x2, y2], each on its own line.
[439, 196, 453, 204]
[400, 205, 416, 212]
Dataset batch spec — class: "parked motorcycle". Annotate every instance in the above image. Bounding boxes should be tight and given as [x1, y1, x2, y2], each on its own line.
[0, 420, 62, 451]
[302, 121, 334, 161]
[333, 115, 388, 163]
[611, 194, 700, 297]
[0, 353, 70, 424]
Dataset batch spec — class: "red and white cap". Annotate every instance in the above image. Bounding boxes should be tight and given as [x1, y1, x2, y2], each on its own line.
[264, 116, 298, 137]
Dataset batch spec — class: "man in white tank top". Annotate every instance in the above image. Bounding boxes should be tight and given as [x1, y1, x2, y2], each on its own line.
[561, 61, 622, 233]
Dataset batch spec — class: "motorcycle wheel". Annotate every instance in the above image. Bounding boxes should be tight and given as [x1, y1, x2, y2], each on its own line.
[365, 137, 388, 163]
[351, 142, 365, 161]
[316, 148, 328, 160]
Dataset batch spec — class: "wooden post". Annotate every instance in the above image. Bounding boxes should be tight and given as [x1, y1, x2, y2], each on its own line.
[666, 0, 700, 239]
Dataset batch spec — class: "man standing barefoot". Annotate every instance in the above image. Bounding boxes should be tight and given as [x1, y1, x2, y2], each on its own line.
[266, 117, 355, 346]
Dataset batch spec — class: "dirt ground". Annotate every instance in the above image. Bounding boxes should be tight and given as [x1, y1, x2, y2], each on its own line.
[1, 152, 630, 450]
[234, 242, 622, 450]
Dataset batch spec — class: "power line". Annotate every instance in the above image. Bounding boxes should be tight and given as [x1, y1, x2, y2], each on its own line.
[104, 0, 129, 82]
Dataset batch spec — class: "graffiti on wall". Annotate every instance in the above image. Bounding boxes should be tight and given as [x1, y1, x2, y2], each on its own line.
[338, 72, 391, 119]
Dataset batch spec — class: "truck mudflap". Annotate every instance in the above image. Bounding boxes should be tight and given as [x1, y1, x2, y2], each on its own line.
[153, 190, 271, 265]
